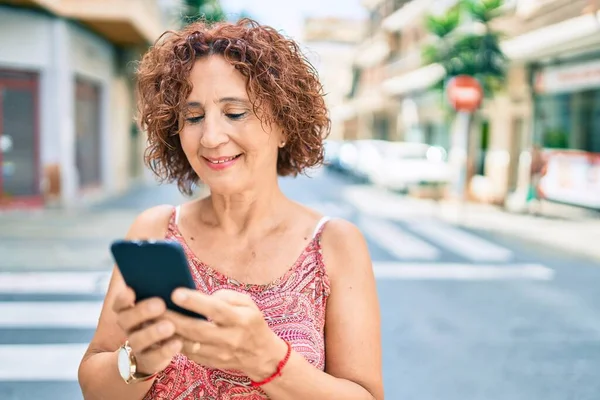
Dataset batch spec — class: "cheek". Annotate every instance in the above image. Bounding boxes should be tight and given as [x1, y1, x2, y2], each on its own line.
[178, 131, 201, 164]
[179, 126, 198, 150]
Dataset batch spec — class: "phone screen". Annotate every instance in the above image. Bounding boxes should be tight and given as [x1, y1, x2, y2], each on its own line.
[110, 240, 206, 319]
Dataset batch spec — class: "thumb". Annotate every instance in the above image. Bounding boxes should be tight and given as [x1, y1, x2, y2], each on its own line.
[112, 286, 136, 313]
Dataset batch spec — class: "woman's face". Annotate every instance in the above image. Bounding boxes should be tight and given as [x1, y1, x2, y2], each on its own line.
[179, 55, 283, 195]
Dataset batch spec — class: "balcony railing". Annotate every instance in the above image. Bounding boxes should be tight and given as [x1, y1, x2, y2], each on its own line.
[385, 50, 423, 78]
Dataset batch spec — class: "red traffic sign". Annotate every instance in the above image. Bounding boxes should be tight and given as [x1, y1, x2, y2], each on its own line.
[446, 75, 483, 112]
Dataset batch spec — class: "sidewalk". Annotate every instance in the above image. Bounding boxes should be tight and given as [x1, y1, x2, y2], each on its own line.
[420, 198, 600, 262]
[342, 184, 600, 262]
[0, 183, 194, 271]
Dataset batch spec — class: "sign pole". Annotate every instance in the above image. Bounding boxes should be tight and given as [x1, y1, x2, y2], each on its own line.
[445, 75, 483, 225]
[455, 111, 472, 223]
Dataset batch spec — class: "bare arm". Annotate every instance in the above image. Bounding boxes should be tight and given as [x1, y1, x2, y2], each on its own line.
[261, 219, 384, 399]
[78, 205, 175, 400]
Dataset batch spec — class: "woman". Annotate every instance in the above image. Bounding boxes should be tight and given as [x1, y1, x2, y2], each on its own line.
[78, 18, 383, 400]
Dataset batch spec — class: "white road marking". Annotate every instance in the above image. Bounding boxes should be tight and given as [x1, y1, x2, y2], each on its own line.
[409, 221, 514, 262]
[0, 271, 111, 294]
[0, 302, 103, 328]
[373, 262, 554, 281]
[360, 217, 441, 260]
[0, 344, 88, 381]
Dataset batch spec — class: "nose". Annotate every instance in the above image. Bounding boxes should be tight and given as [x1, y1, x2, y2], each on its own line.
[199, 113, 229, 149]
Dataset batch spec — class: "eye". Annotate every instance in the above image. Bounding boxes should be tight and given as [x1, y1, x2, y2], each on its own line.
[226, 112, 246, 120]
[185, 116, 204, 124]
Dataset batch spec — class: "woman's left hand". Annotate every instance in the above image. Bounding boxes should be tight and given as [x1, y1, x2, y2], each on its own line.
[167, 288, 288, 382]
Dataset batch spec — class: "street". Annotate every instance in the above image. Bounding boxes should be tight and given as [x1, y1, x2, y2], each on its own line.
[1, 168, 600, 400]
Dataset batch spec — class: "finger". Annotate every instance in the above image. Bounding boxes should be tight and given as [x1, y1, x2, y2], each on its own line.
[128, 318, 176, 353]
[136, 338, 183, 375]
[165, 310, 221, 345]
[112, 286, 136, 314]
[212, 289, 254, 307]
[117, 297, 166, 333]
[181, 338, 204, 357]
[181, 341, 230, 369]
[171, 289, 236, 325]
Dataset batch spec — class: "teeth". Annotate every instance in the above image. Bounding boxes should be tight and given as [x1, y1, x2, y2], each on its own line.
[208, 155, 238, 164]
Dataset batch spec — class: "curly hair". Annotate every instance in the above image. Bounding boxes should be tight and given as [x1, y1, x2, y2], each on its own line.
[135, 18, 331, 195]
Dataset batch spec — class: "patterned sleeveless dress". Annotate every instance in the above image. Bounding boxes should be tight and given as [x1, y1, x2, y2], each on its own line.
[143, 207, 331, 400]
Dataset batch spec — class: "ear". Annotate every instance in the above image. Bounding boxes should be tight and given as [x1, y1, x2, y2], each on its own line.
[276, 128, 287, 148]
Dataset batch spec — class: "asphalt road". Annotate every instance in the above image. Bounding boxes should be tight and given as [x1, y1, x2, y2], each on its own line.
[1, 168, 600, 399]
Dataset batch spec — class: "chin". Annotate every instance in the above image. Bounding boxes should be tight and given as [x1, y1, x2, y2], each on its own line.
[202, 177, 248, 196]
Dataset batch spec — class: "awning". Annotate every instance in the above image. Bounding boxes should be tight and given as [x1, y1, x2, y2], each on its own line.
[0, 0, 165, 46]
[382, 11, 600, 96]
[501, 11, 600, 61]
[382, 0, 450, 32]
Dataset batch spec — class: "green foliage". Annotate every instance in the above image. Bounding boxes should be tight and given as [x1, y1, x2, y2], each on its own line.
[182, 0, 226, 25]
[424, 7, 461, 39]
[422, 0, 507, 98]
[463, 0, 504, 23]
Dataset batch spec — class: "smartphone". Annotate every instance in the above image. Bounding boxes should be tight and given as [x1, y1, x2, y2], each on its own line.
[110, 239, 206, 319]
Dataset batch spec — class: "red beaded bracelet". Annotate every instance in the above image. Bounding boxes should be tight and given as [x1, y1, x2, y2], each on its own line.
[250, 341, 292, 388]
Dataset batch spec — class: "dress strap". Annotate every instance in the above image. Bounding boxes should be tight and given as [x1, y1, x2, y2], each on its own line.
[312, 216, 331, 239]
[175, 205, 182, 227]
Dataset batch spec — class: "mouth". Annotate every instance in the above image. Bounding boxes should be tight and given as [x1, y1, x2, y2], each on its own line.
[202, 153, 243, 171]
[203, 154, 243, 164]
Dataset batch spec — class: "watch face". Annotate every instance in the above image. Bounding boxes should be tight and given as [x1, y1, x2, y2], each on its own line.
[117, 347, 131, 380]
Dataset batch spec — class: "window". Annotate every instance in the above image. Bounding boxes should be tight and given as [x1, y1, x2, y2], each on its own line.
[75, 79, 102, 189]
[535, 90, 600, 153]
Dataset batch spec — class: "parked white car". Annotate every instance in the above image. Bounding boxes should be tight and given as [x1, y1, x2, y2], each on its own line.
[367, 142, 451, 192]
[334, 139, 387, 178]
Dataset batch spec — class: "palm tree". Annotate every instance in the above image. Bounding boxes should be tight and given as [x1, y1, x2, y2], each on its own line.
[422, 0, 507, 97]
[422, 0, 507, 199]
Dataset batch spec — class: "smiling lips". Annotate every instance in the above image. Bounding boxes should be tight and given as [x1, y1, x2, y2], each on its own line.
[202, 154, 242, 170]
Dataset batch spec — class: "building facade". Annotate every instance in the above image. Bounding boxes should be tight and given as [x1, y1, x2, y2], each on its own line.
[0, 0, 178, 209]
[301, 17, 366, 141]
[341, 0, 600, 209]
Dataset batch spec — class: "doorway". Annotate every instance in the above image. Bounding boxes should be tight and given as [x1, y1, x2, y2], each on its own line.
[0, 70, 40, 207]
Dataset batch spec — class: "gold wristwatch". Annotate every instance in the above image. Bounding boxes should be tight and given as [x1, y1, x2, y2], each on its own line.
[117, 340, 158, 384]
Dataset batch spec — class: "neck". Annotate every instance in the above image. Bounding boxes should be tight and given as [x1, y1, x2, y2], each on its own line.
[206, 181, 287, 235]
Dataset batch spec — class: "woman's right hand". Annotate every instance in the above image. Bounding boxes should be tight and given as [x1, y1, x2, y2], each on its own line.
[112, 286, 183, 375]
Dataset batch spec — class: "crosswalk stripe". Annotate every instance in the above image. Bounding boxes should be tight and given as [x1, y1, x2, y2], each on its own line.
[409, 221, 514, 262]
[0, 302, 102, 328]
[0, 343, 87, 381]
[0, 271, 111, 294]
[373, 262, 554, 280]
[359, 217, 441, 260]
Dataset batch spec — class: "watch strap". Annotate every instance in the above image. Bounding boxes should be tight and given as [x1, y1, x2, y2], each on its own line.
[121, 341, 158, 384]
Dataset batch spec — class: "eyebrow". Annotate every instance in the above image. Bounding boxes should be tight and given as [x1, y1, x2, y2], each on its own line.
[186, 97, 250, 108]
[218, 97, 250, 105]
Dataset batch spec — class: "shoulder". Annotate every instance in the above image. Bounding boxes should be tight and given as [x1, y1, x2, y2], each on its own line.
[320, 218, 365, 253]
[319, 218, 371, 279]
[125, 204, 175, 240]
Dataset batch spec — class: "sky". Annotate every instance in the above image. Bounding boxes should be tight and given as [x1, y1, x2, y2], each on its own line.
[219, 0, 367, 41]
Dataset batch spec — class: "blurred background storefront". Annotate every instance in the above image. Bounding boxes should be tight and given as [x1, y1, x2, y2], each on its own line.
[330, 0, 600, 210]
[0, 0, 181, 208]
[1, 0, 599, 212]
